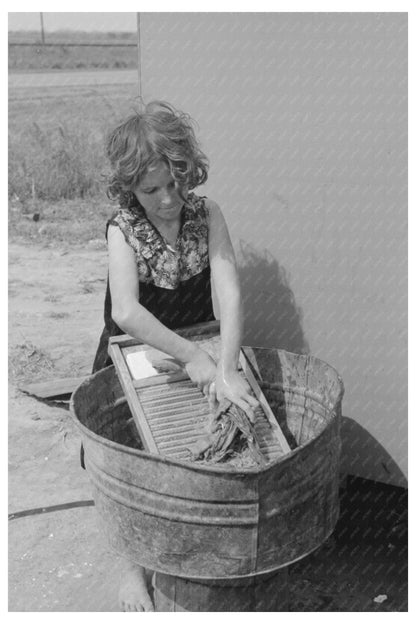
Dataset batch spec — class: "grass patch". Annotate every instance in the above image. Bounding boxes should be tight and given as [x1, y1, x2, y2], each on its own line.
[9, 44, 138, 72]
[9, 342, 56, 384]
[9, 83, 139, 204]
[8, 196, 114, 246]
[9, 83, 139, 244]
[9, 120, 105, 201]
[9, 31, 138, 72]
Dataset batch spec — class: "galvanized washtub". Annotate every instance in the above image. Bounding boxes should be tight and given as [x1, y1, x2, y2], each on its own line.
[70, 347, 343, 580]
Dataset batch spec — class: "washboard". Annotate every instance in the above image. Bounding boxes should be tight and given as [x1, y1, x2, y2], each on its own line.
[108, 321, 291, 464]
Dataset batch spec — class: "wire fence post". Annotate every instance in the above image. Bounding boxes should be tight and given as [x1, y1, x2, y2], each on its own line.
[136, 13, 142, 98]
[40, 12, 45, 45]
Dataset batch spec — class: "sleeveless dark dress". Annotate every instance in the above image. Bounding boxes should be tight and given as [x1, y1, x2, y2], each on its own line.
[92, 192, 215, 372]
[80, 193, 215, 469]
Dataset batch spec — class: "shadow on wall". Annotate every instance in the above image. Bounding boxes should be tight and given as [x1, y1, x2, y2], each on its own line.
[235, 245, 407, 489]
[237, 242, 309, 354]
[341, 417, 408, 489]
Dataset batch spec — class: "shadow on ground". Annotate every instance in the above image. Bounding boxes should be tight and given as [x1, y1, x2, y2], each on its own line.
[288, 476, 407, 611]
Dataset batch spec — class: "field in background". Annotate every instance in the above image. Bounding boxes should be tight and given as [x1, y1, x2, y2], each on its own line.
[9, 82, 140, 244]
[9, 30, 137, 44]
[8, 78, 134, 387]
[8, 31, 140, 235]
[9, 30, 138, 72]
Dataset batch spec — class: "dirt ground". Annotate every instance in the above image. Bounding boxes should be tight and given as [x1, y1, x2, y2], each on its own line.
[8, 240, 122, 611]
[8, 240, 407, 612]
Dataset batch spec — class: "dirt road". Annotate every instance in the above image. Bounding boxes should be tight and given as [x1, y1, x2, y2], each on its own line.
[9, 69, 138, 89]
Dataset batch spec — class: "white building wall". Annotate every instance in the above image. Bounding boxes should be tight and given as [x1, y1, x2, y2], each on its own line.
[140, 12, 407, 486]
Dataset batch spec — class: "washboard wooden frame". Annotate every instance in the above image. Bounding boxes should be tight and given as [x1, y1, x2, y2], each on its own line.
[108, 321, 290, 460]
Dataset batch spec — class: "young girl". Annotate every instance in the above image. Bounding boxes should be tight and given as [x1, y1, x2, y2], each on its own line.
[92, 100, 258, 611]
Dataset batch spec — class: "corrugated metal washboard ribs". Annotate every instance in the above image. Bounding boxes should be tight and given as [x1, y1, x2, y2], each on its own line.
[108, 321, 291, 464]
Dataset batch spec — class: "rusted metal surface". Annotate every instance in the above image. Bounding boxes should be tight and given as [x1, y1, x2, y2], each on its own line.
[70, 347, 344, 580]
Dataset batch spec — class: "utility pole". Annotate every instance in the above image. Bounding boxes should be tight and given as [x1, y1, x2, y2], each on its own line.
[136, 13, 142, 98]
[40, 12, 45, 45]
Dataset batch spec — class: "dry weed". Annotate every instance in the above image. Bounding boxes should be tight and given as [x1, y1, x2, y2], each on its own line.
[9, 342, 56, 383]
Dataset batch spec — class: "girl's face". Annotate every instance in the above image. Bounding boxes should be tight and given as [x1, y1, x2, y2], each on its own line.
[133, 161, 186, 225]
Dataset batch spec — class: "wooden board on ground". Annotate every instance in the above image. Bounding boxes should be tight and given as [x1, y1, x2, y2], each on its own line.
[19, 376, 86, 400]
[108, 321, 291, 464]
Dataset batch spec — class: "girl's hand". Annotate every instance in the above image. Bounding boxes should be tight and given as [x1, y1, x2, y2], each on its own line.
[184, 347, 217, 390]
[214, 367, 259, 422]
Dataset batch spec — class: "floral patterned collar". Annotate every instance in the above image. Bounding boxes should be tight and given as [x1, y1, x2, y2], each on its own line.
[127, 192, 207, 256]
[112, 191, 210, 287]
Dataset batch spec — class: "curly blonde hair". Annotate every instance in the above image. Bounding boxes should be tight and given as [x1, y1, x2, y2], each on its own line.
[106, 101, 209, 207]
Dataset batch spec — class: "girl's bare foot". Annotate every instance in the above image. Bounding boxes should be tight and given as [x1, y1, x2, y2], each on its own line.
[119, 561, 154, 612]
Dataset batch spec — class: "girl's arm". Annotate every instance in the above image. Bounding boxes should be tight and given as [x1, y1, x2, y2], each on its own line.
[207, 200, 259, 420]
[107, 225, 216, 387]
